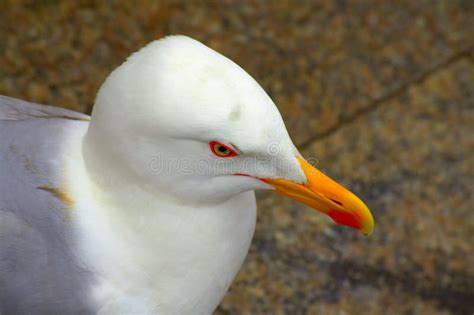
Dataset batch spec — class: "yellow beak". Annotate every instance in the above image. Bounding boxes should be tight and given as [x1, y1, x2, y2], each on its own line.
[262, 157, 374, 235]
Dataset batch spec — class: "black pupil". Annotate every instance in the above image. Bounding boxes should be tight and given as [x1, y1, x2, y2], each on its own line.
[218, 146, 228, 153]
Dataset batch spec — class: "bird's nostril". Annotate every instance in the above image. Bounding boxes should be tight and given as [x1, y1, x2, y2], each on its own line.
[330, 198, 343, 206]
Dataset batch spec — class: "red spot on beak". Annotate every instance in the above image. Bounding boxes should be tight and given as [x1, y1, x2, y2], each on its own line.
[327, 209, 363, 230]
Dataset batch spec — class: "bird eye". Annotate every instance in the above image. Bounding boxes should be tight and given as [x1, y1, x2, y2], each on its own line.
[209, 141, 238, 158]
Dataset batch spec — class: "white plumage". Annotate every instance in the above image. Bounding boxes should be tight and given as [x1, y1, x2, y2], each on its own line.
[0, 35, 373, 315]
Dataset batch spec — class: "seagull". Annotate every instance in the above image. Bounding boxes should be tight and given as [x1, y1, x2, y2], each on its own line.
[0, 36, 374, 314]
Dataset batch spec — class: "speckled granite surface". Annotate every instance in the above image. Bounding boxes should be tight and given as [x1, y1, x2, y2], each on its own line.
[1, 1, 473, 314]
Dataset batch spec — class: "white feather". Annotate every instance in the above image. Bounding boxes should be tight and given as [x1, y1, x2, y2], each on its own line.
[63, 35, 303, 314]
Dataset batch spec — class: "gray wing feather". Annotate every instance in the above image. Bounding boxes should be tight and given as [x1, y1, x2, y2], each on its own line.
[0, 96, 95, 314]
[0, 95, 90, 121]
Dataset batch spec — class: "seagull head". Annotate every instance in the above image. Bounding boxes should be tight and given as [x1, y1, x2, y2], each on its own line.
[85, 35, 374, 235]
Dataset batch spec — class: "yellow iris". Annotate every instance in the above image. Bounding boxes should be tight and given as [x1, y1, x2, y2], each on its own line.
[213, 143, 232, 156]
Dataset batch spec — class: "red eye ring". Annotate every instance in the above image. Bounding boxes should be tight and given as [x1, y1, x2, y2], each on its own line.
[209, 141, 238, 158]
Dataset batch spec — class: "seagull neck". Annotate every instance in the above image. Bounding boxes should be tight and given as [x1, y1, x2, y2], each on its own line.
[71, 132, 257, 313]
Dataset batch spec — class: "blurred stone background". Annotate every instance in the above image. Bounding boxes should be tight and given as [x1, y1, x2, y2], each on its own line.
[1, 1, 473, 314]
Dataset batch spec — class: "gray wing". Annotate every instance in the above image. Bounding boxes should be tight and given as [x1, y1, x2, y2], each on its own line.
[0, 96, 95, 314]
[0, 95, 90, 122]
